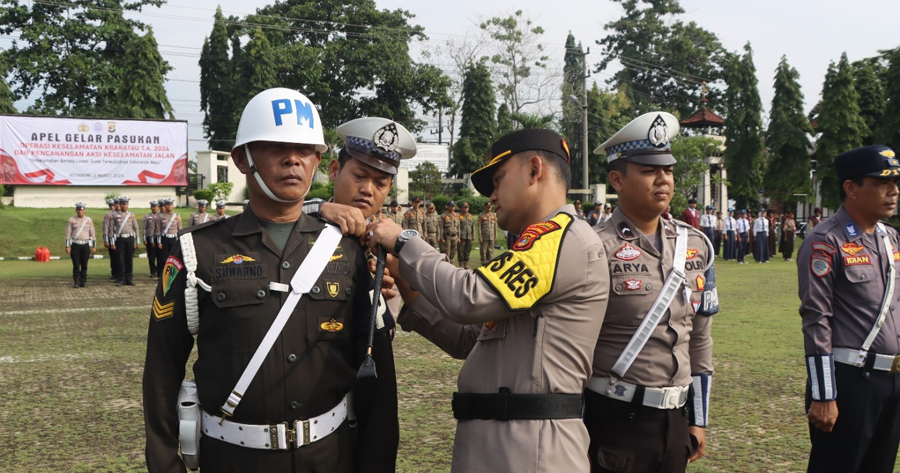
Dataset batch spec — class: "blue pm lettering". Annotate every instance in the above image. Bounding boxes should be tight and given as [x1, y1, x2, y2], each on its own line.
[271, 99, 316, 128]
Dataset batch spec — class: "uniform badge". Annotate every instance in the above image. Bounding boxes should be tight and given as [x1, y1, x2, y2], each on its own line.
[162, 256, 183, 296]
[373, 123, 399, 153]
[811, 242, 836, 255]
[894, 252, 900, 262]
[880, 149, 896, 159]
[844, 254, 872, 266]
[696, 274, 705, 291]
[220, 254, 256, 264]
[616, 244, 641, 261]
[327, 281, 340, 298]
[845, 223, 858, 237]
[624, 279, 642, 290]
[811, 257, 831, 277]
[320, 318, 344, 332]
[152, 296, 174, 321]
[329, 253, 344, 262]
[513, 220, 562, 251]
[691, 301, 701, 314]
[613, 384, 627, 397]
[686, 248, 700, 260]
[840, 242, 865, 256]
[647, 114, 669, 148]
[485, 321, 497, 330]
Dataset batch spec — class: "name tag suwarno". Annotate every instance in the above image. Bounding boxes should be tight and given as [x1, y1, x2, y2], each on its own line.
[476, 213, 572, 310]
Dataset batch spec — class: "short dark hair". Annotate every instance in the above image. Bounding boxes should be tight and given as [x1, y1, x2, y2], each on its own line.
[839, 177, 865, 201]
[519, 150, 570, 192]
[337, 148, 353, 168]
[608, 159, 628, 177]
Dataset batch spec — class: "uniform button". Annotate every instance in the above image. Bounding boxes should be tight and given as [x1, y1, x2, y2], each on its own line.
[217, 292, 226, 302]
[256, 290, 266, 299]
[646, 284, 652, 291]
[860, 274, 867, 280]
[287, 354, 297, 363]
[345, 287, 352, 296]
[311, 286, 321, 295]
[289, 401, 300, 410]
[615, 285, 622, 291]
[282, 261, 291, 269]
[864, 372, 871, 378]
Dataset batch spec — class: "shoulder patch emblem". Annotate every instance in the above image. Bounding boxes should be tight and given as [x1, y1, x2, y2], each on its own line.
[686, 248, 700, 260]
[840, 242, 865, 256]
[811, 242, 836, 255]
[615, 244, 641, 261]
[696, 274, 705, 291]
[220, 254, 256, 264]
[513, 220, 562, 251]
[152, 296, 174, 321]
[811, 257, 831, 277]
[162, 256, 183, 296]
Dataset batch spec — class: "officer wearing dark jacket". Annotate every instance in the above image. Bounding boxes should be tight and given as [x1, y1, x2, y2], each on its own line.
[798, 145, 900, 473]
[142, 88, 398, 473]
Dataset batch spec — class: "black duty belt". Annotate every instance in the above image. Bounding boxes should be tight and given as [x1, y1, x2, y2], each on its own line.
[452, 389, 582, 420]
[445, 233, 458, 237]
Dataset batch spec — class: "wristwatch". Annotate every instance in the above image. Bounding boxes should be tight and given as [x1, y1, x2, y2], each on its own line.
[394, 229, 420, 256]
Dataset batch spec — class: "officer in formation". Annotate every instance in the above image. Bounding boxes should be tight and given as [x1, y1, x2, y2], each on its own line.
[402, 196, 426, 235]
[752, 209, 770, 263]
[188, 199, 211, 226]
[103, 198, 119, 280]
[798, 145, 900, 473]
[155, 197, 182, 275]
[388, 200, 403, 225]
[456, 202, 475, 269]
[439, 201, 460, 261]
[424, 201, 439, 248]
[109, 196, 140, 286]
[478, 201, 498, 265]
[144, 201, 161, 278]
[366, 127, 609, 472]
[212, 201, 227, 221]
[65, 202, 96, 288]
[143, 88, 400, 473]
[722, 208, 737, 260]
[736, 209, 750, 264]
[589, 112, 717, 472]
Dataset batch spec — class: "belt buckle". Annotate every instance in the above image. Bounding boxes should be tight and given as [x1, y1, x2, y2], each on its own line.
[891, 355, 900, 374]
[295, 419, 311, 447]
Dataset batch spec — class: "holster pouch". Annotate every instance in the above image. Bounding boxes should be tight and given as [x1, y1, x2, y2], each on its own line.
[177, 379, 201, 470]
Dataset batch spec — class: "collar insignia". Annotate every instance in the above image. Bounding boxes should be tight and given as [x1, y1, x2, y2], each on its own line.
[845, 223, 858, 237]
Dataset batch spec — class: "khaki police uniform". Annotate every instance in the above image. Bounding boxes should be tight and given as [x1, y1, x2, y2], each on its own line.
[112, 206, 140, 285]
[440, 210, 460, 261]
[457, 211, 475, 268]
[478, 211, 498, 265]
[157, 211, 182, 275]
[144, 207, 161, 277]
[66, 211, 95, 287]
[103, 205, 119, 280]
[402, 208, 426, 235]
[424, 210, 440, 248]
[397, 204, 609, 473]
[389, 210, 403, 226]
[189, 211, 211, 226]
[143, 208, 398, 473]
[799, 205, 900, 473]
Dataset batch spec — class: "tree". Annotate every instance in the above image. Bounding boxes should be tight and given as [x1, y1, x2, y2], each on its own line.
[509, 112, 554, 129]
[452, 61, 496, 177]
[496, 103, 514, 137]
[815, 53, 868, 209]
[0, 0, 165, 116]
[764, 56, 812, 207]
[585, 83, 632, 187]
[114, 28, 174, 119]
[595, 0, 726, 117]
[199, 7, 237, 150]
[480, 10, 551, 114]
[0, 58, 16, 114]
[208, 182, 235, 202]
[879, 47, 900, 151]
[723, 43, 764, 209]
[238, 28, 280, 103]
[671, 136, 722, 212]
[852, 59, 885, 146]
[562, 33, 585, 186]
[409, 161, 443, 200]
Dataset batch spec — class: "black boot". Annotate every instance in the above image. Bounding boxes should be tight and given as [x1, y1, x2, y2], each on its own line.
[73, 278, 79, 288]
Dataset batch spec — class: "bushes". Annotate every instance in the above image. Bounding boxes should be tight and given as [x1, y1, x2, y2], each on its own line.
[191, 189, 216, 203]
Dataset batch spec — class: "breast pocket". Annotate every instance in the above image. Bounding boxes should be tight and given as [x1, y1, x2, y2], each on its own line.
[209, 279, 269, 353]
[306, 275, 354, 344]
[611, 276, 654, 297]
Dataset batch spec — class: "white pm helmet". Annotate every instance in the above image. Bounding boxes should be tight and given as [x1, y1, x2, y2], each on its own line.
[233, 88, 328, 203]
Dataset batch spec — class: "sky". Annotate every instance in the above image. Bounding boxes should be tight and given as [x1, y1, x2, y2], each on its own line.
[11, 0, 900, 157]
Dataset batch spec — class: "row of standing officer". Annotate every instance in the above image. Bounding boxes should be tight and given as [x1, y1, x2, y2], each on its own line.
[395, 197, 499, 268]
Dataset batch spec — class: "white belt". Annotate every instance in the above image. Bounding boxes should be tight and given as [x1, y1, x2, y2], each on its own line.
[163, 234, 178, 238]
[587, 377, 689, 410]
[834, 347, 900, 373]
[201, 394, 348, 450]
[119, 233, 135, 238]
[72, 240, 92, 245]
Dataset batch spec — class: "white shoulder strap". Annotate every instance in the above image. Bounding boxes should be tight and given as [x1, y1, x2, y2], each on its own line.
[180, 232, 210, 335]
[162, 214, 176, 235]
[116, 212, 132, 236]
[75, 217, 90, 241]
[220, 225, 343, 421]
[858, 223, 896, 359]
[611, 226, 688, 378]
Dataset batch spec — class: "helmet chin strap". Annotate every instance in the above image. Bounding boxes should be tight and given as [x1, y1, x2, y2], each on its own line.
[245, 144, 312, 204]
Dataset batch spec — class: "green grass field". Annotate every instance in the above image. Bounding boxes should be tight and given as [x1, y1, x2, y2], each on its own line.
[1, 214, 899, 471]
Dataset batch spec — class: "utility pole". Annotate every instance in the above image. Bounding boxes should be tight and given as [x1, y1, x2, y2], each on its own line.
[581, 47, 589, 202]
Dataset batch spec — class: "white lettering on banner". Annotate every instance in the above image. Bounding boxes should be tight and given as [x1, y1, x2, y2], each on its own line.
[0, 116, 188, 186]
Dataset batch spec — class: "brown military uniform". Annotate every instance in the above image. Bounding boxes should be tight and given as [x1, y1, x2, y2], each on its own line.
[440, 211, 460, 261]
[798, 206, 900, 472]
[188, 211, 211, 227]
[389, 210, 403, 226]
[457, 212, 475, 268]
[397, 204, 609, 472]
[424, 211, 440, 248]
[143, 208, 398, 473]
[478, 211, 498, 265]
[402, 208, 426, 235]
[588, 209, 716, 471]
